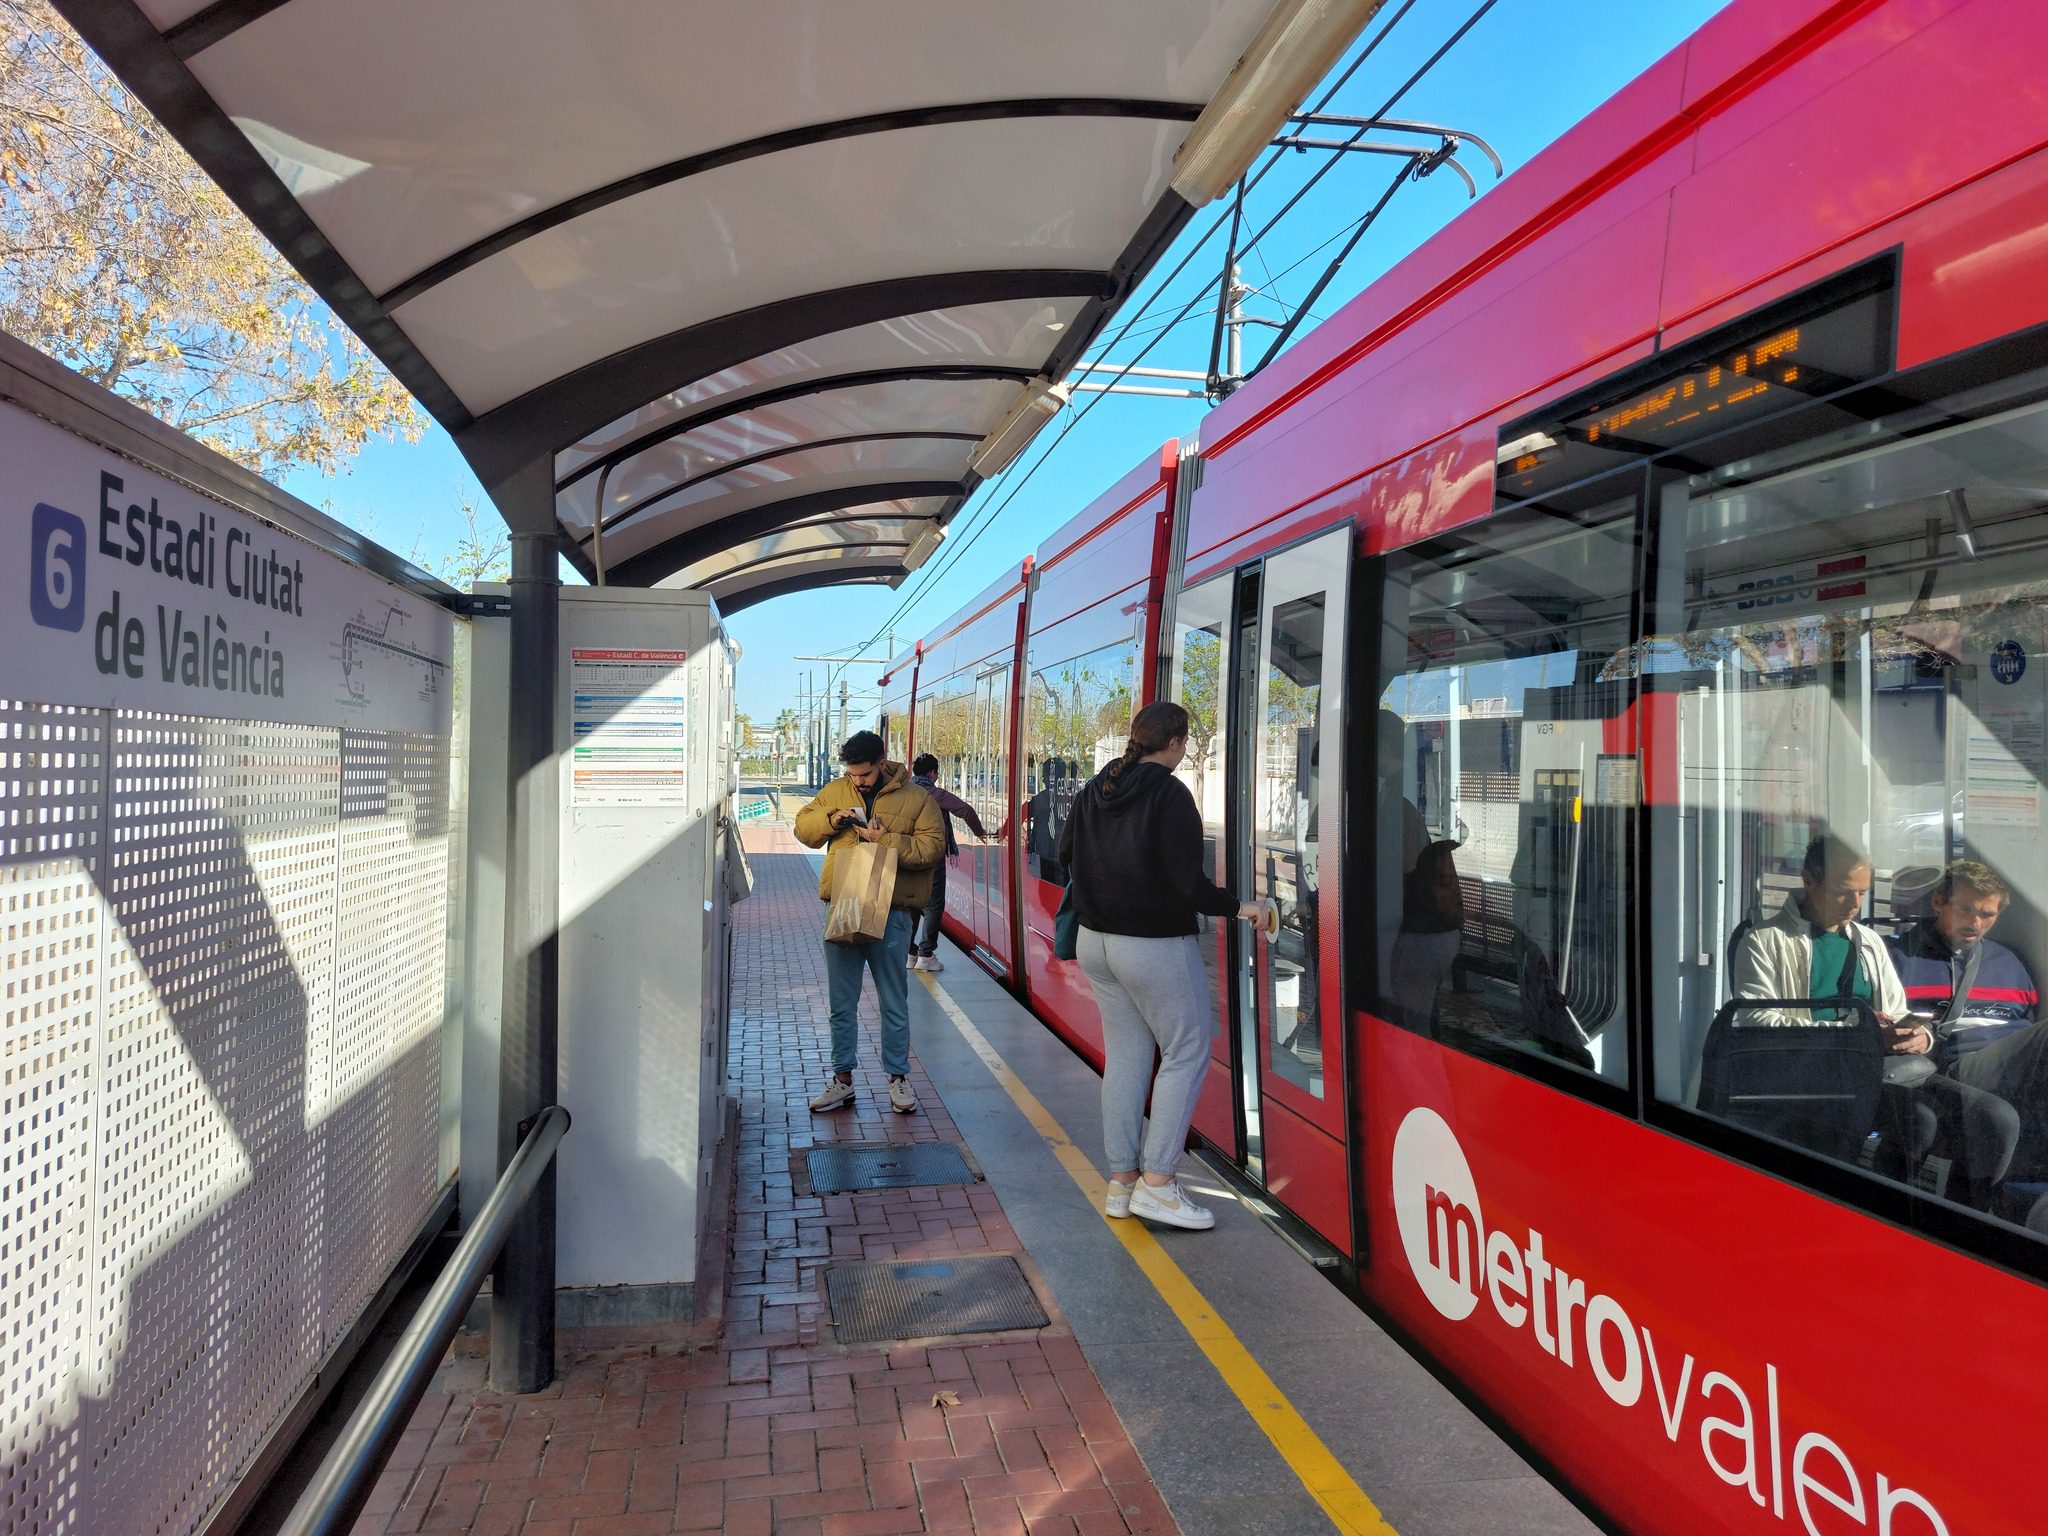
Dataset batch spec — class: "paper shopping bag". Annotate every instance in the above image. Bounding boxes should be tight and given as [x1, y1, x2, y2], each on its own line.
[824, 839, 897, 944]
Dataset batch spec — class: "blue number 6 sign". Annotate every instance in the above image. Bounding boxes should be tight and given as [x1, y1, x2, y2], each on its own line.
[31, 503, 87, 632]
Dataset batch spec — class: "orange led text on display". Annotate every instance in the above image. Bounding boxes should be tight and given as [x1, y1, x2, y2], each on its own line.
[1583, 327, 1804, 445]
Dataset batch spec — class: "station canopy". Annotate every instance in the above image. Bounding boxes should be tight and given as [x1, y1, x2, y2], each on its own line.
[61, 0, 1383, 609]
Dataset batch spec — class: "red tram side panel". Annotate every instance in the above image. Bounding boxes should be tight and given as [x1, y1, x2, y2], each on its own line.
[1015, 446, 1179, 1069]
[1367, 1024, 2048, 1536]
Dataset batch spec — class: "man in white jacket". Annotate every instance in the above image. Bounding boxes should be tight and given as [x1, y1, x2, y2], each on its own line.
[1729, 834, 1923, 1056]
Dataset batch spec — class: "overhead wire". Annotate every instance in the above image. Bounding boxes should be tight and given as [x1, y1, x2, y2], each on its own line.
[863, 0, 1495, 652]
[861, 2, 1436, 647]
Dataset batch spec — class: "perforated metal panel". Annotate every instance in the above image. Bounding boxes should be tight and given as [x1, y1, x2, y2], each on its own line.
[0, 702, 105, 1536]
[0, 703, 455, 1535]
[326, 729, 449, 1347]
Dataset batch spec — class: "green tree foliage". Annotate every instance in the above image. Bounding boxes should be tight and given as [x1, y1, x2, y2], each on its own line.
[1177, 628, 1223, 796]
[0, 0, 421, 474]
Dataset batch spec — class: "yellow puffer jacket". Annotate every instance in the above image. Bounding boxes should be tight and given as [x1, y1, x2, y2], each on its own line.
[792, 761, 946, 910]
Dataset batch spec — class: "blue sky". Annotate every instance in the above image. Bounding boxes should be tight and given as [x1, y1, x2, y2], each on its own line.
[279, 0, 1733, 726]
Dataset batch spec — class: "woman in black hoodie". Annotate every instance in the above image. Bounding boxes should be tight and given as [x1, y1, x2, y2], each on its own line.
[1057, 701, 1268, 1230]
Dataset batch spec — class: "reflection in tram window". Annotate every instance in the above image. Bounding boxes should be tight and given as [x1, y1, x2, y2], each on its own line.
[1023, 624, 1141, 886]
[915, 663, 1010, 937]
[1648, 369, 2048, 1237]
[1376, 500, 1636, 1084]
[1170, 580, 1234, 1033]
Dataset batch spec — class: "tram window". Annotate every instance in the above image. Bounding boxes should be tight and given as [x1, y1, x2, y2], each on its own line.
[920, 672, 974, 806]
[1647, 367, 2048, 1242]
[1170, 580, 1236, 1029]
[1022, 620, 1141, 885]
[1375, 499, 1638, 1086]
[1169, 581, 1233, 872]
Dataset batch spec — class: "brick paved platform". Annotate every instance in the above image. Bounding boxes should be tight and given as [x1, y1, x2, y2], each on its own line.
[350, 821, 1176, 1536]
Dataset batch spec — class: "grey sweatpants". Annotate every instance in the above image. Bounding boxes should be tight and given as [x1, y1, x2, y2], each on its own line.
[1076, 926, 1213, 1177]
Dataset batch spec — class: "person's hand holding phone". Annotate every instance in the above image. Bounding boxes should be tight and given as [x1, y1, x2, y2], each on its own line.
[1881, 1012, 1935, 1055]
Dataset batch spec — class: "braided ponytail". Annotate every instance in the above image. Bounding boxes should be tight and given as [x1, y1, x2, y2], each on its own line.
[1102, 700, 1190, 795]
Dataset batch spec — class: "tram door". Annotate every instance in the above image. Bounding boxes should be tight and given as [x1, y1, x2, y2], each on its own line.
[1170, 529, 1352, 1244]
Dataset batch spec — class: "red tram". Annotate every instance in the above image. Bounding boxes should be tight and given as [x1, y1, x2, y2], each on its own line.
[879, 2, 2048, 1528]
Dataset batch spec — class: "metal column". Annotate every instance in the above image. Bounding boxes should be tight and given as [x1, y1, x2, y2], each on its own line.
[494, 504, 561, 1393]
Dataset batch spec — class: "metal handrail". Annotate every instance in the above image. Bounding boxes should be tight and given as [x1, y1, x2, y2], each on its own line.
[278, 1104, 572, 1536]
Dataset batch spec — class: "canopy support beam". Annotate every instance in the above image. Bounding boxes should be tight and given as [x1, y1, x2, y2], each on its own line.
[493, 461, 562, 1395]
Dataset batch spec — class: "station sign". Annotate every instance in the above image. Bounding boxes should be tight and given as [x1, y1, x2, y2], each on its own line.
[7, 399, 452, 735]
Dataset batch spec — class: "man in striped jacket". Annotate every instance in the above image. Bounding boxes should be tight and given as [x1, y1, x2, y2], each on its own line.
[1889, 861, 2038, 1077]
[1886, 859, 2031, 1207]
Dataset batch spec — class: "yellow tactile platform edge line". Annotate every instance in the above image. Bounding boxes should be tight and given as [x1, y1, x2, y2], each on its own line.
[917, 971, 1398, 1536]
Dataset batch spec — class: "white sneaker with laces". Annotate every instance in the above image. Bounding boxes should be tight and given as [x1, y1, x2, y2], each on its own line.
[808, 1076, 855, 1112]
[1128, 1178, 1214, 1230]
[888, 1077, 919, 1114]
[922, 955, 944, 973]
[1104, 1180, 1136, 1219]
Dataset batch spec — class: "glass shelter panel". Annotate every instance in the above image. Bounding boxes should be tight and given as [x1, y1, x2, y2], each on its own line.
[1649, 371, 2048, 1239]
[1377, 502, 1637, 1086]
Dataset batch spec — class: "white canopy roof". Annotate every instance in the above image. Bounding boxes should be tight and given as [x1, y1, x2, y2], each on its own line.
[64, 0, 1382, 595]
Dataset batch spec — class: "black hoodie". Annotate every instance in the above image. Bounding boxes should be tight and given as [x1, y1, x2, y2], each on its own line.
[1056, 761, 1237, 937]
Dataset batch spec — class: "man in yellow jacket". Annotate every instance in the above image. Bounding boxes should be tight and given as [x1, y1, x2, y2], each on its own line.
[793, 731, 946, 1114]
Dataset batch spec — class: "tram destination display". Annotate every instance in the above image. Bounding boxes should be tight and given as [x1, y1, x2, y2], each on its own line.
[1496, 266, 1896, 505]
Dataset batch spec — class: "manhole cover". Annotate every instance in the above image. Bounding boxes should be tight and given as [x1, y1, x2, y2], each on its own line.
[826, 1257, 1048, 1343]
[805, 1142, 973, 1193]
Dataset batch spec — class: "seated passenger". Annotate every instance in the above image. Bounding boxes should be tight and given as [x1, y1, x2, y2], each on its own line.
[1721, 836, 1929, 1161]
[1886, 861, 2027, 1207]
[1891, 861, 2038, 1072]
[1730, 835, 1911, 1037]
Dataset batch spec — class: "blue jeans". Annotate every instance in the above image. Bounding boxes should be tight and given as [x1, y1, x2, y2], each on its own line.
[823, 908, 914, 1076]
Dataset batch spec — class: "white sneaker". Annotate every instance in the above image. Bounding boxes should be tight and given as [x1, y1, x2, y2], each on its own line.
[1128, 1178, 1214, 1230]
[808, 1077, 855, 1112]
[888, 1077, 919, 1114]
[921, 955, 944, 973]
[907, 951, 921, 968]
[1104, 1180, 1136, 1219]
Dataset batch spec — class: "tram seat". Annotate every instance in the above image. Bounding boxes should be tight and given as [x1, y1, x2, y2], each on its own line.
[1698, 998, 1885, 1161]
[2024, 1190, 2048, 1236]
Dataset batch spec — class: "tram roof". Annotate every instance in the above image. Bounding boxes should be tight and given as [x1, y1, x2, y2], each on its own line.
[59, 0, 1380, 601]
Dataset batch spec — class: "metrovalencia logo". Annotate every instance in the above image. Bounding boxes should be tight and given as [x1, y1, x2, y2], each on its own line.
[1388, 1106, 1952, 1535]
